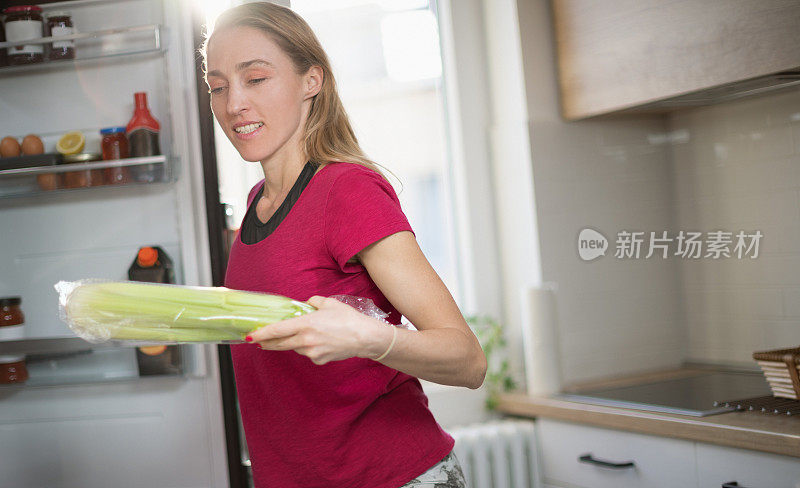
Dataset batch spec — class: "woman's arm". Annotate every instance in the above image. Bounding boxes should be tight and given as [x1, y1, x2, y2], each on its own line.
[355, 230, 487, 389]
[247, 230, 487, 389]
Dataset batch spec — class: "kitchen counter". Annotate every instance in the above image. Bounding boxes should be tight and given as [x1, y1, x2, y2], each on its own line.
[496, 368, 800, 458]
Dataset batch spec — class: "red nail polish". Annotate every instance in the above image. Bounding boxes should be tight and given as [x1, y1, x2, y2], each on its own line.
[245, 335, 253, 343]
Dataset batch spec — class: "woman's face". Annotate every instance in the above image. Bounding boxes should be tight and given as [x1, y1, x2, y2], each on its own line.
[206, 26, 320, 163]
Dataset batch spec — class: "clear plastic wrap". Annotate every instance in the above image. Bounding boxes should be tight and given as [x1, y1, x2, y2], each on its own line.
[55, 280, 394, 345]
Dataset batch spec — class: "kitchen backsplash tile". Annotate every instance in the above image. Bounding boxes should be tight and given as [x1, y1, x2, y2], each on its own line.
[760, 321, 800, 350]
[532, 87, 799, 385]
[531, 112, 685, 384]
[793, 125, 800, 153]
[670, 87, 800, 365]
[782, 288, 800, 317]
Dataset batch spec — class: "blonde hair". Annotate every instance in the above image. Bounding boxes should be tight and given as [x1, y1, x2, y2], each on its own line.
[201, 2, 397, 185]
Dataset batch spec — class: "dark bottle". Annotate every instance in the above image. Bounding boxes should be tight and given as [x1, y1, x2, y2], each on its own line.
[0, 19, 7, 67]
[128, 246, 181, 376]
[126, 92, 163, 183]
[128, 246, 174, 285]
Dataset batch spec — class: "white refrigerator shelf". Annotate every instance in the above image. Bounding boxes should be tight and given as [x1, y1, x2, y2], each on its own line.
[0, 155, 176, 198]
[0, 24, 166, 76]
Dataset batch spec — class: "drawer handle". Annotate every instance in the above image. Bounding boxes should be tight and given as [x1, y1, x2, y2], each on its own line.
[723, 482, 754, 488]
[578, 453, 635, 469]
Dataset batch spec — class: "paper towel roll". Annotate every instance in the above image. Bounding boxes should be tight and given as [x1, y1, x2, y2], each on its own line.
[520, 283, 562, 396]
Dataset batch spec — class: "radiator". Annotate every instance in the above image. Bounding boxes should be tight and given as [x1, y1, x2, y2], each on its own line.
[450, 419, 540, 488]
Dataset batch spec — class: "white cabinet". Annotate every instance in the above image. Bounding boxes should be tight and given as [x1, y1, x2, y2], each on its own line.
[536, 418, 800, 488]
[695, 443, 800, 488]
[536, 418, 697, 488]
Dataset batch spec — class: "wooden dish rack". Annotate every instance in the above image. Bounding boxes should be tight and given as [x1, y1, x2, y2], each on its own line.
[753, 346, 800, 400]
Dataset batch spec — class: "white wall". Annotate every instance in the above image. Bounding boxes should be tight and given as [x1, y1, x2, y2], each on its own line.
[480, 0, 545, 392]
[670, 87, 800, 364]
[513, 0, 799, 385]
[515, 0, 686, 384]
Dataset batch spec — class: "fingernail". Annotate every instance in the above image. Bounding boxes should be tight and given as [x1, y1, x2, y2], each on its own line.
[245, 335, 253, 343]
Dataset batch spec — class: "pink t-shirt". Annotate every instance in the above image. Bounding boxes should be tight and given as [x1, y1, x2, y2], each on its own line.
[224, 162, 455, 488]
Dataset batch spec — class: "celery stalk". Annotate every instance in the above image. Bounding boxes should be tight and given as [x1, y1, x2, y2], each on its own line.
[106, 325, 244, 342]
[60, 281, 316, 343]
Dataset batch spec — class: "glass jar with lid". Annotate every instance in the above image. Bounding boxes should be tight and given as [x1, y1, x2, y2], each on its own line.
[0, 297, 23, 327]
[61, 153, 103, 188]
[0, 297, 28, 384]
[3, 6, 44, 66]
[101, 127, 131, 185]
[46, 11, 75, 60]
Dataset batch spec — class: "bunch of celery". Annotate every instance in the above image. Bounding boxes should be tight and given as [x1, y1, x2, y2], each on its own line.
[56, 280, 316, 343]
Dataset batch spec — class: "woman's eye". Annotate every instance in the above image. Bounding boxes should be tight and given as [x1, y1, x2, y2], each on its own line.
[248, 78, 267, 85]
[209, 86, 226, 95]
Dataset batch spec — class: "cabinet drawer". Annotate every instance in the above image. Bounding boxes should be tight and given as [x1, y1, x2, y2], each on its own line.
[537, 418, 697, 488]
[696, 443, 800, 488]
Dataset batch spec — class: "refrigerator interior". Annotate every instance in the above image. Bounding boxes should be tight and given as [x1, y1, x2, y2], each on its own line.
[0, 0, 208, 375]
[0, 0, 229, 486]
[1, 1, 175, 334]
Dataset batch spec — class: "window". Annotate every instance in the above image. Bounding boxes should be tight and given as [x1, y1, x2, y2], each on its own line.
[216, 0, 465, 305]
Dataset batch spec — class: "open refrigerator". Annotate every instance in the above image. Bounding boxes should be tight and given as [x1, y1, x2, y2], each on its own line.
[0, 0, 251, 486]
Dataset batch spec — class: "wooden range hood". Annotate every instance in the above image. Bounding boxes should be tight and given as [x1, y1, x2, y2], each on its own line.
[551, 0, 800, 120]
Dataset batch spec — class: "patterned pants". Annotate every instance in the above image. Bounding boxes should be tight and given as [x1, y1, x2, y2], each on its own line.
[399, 450, 468, 488]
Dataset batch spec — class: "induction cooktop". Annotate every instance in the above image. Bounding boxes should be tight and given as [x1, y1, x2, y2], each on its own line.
[558, 371, 773, 417]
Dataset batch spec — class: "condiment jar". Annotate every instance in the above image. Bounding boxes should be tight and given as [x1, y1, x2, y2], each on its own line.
[101, 127, 131, 185]
[62, 153, 102, 188]
[3, 6, 44, 66]
[58, 153, 96, 189]
[46, 11, 75, 61]
[0, 297, 23, 327]
[0, 297, 28, 384]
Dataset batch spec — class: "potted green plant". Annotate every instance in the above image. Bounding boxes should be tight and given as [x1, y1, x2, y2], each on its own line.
[466, 314, 518, 410]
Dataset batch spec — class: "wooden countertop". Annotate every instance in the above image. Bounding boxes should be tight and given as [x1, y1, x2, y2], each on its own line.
[495, 368, 800, 458]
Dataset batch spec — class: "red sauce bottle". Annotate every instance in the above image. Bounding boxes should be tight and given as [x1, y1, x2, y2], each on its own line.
[126, 92, 163, 182]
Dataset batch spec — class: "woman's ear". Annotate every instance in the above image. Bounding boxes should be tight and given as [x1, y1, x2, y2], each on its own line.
[304, 66, 323, 100]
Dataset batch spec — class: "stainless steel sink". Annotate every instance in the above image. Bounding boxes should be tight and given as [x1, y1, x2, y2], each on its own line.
[558, 370, 772, 417]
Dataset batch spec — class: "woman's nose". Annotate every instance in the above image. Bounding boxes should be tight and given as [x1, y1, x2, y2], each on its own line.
[226, 85, 249, 116]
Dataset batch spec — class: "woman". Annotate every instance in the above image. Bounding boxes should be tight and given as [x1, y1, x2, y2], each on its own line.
[202, 3, 486, 487]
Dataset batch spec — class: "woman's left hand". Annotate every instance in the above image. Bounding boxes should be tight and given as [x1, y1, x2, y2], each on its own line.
[245, 295, 387, 365]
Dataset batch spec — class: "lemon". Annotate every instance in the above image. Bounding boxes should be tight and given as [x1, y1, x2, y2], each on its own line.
[56, 131, 85, 155]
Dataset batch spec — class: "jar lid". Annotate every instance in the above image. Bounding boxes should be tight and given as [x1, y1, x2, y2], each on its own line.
[0, 356, 26, 365]
[46, 11, 71, 18]
[137, 247, 159, 267]
[0, 297, 21, 307]
[62, 153, 102, 163]
[100, 127, 127, 135]
[3, 6, 43, 14]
